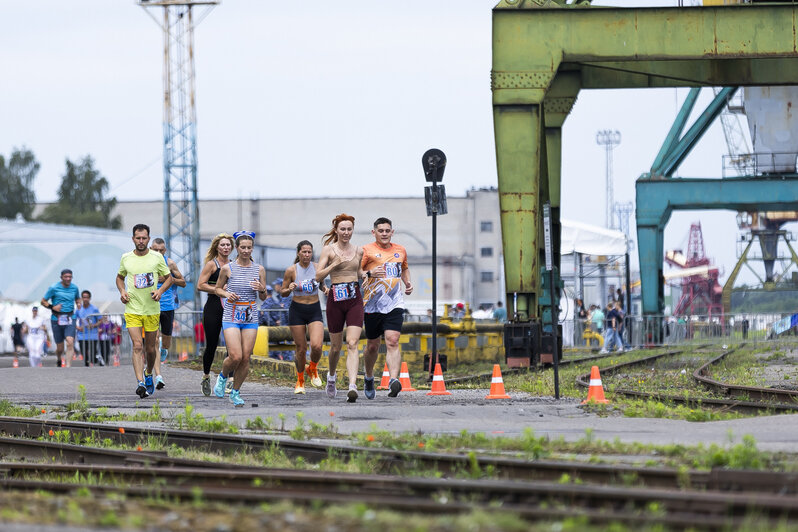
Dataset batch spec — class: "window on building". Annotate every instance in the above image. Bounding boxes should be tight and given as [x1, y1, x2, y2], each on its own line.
[480, 271, 493, 283]
[480, 221, 493, 232]
[480, 247, 493, 257]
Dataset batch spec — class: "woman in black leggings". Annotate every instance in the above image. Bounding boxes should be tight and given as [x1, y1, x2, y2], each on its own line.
[197, 233, 234, 396]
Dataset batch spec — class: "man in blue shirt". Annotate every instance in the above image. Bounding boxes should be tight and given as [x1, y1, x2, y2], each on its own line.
[492, 301, 507, 322]
[150, 238, 186, 390]
[40, 269, 80, 368]
[75, 290, 101, 366]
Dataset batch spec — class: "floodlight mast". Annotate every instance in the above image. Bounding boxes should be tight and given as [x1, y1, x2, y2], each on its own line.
[139, 0, 218, 348]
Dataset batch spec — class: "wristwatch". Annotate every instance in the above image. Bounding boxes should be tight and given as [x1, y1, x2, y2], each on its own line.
[366, 271, 371, 278]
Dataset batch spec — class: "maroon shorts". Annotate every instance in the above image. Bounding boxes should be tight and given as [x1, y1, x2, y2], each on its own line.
[326, 282, 364, 334]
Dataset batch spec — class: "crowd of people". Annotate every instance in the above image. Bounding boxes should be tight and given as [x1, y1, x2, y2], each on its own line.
[575, 291, 630, 353]
[108, 214, 413, 406]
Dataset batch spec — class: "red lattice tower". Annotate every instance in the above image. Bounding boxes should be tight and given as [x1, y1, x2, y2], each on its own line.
[668, 222, 724, 318]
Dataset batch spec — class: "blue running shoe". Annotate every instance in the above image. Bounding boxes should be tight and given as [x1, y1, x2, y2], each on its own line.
[144, 373, 154, 395]
[160, 347, 168, 363]
[364, 377, 376, 400]
[155, 375, 165, 390]
[213, 374, 227, 398]
[136, 381, 149, 399]
[229, 389, 244, 407]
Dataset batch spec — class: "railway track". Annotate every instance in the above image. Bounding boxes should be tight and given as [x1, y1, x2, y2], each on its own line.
[3, 417, 798, 494]
[446, 351, 612, 386]
[576, 345, 798, 414]
[3, 461, 798, 529]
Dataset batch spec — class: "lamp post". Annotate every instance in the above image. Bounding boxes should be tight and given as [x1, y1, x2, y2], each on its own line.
[422, 149, 448, 381]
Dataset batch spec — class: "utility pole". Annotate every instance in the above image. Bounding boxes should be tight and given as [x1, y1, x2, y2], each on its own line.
[139, 0, 218, 342]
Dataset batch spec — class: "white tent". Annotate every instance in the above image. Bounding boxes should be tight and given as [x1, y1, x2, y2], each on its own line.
[561, 218, 627, 257]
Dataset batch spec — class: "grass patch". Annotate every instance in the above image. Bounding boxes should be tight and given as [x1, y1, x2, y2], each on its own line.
[0, 399, 42, 418]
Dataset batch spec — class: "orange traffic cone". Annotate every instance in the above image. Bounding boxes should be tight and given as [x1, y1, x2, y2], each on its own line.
[113, 354, 120, 367]
[581, 365, 609, 404]
[485, 364, 510, 399]
[399, 361, 417, 392]
[12, 357, 19, 368]
[426, 363, 451, 396]
[378, 363, 390, 390]
[180, 351, 188, 362]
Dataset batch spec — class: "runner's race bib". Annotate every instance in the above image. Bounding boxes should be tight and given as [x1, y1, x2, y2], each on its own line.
[30, 328, 40, 335]
[57, 315, 72, 326]
[300, 279, 316, 294]
[232, 302, 254, 324]
[331, 282, 356, 302]
[384, 262, 400, 278]
[134, 273, 154, 289]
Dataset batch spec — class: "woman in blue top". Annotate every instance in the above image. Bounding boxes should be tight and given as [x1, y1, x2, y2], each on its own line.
[212, 231, 267, 406]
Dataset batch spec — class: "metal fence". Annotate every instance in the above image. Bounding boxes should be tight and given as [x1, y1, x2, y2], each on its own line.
[565, 313, 788, 350]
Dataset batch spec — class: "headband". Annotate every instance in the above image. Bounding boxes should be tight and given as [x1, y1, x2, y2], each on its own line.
[233, 230, 256, 240]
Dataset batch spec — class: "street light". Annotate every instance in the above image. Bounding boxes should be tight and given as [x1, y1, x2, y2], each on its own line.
[422, 148, 448, 380]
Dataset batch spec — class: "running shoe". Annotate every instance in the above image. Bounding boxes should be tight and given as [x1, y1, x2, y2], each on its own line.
[155, 375, 165, 390]
[347, 388, 358, 403]
[96, 354, 105, 367]
[213, 374, 227, 398]
[136, 381, 149, 399]
[326, 377, 337, 399]
[160, 347, 168, 363]
[229, 389, 244, 407]
[294, 383, 306, 395]
[201, 375, 211, 397]
[224, 375, 234, 395]
[364, 377, 376, 400]
[307, 367, 323, 388]
[388, 378, 402, 398]
[144, 373, 155, 395]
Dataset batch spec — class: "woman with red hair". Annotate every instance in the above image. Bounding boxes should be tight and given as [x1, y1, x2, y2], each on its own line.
[316, 213, 365, 402]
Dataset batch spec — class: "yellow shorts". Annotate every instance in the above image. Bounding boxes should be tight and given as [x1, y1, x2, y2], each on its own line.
[124, 313, 160, 332]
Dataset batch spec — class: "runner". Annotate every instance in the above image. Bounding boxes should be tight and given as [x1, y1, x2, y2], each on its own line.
[361, 217, 413, 399]
[75, 290, 100, 366]
[40, 269, 80, 368]
[315, 213, 365, 402]
[280, 240, 327, 394]
[116, 223, 173, 398]
[197, 233, 234, 396]
[150, 237, 187, 390]
[24, 307, 50, 367]
[213, 231, 267, 407]
[11, 318, 25, 355]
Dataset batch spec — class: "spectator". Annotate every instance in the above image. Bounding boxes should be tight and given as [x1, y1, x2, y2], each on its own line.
[11, 318, 25, 354]
[492, 301, 507, 322]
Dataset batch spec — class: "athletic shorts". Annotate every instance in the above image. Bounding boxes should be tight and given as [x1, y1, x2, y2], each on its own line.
[325, 282, 364, 334]
[124, 313, 160, 332]
[159, 309, 175, 336]
[364, 308, 405, 340]
[288, 301, 323, 326]
[52, 320, 76, 344]
[222, 322, 259, 331]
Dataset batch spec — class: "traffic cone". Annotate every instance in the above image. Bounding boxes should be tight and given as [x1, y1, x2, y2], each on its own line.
[399, 361, 417, 392]
[485, 364, 510, 400]
[180, 351, 188, 362]
[12, 357, 19, 368]
[378, 363, 390, 390]
[113, 354, 120, 367]
[581, 365, 609, 404]
[426, 363, 451, 396]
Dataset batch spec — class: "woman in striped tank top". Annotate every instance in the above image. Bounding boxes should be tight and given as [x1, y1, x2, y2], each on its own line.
[212, 231, 267, 407]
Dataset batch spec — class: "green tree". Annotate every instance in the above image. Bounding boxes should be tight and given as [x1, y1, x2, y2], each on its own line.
[38, 156, 121, 229]
[0, 147, 39, 220]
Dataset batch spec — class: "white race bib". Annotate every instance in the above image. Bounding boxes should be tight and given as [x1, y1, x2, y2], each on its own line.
[384, 262, 400, 278]
[134, 273, 154, 289]
[232, 302, 254, 324]
[57, 315, 72, 326]
[300, 279, 316, 294]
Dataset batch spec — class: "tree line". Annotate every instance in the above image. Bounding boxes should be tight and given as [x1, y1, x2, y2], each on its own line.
[0, 147, 121, 229]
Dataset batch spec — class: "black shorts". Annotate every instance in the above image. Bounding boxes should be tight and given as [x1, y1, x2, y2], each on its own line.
[364, 308, 404, 340]
[159, 310, 175, 336]
[288, 301, 323, 326]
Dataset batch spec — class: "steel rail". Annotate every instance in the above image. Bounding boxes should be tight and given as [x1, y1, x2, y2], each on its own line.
[575, 345, 798, 414]
[4, 428, 798, 495]
[694, 351, 798, 404]
[2, 469, 797, 529]
[446, 352, 614, 386]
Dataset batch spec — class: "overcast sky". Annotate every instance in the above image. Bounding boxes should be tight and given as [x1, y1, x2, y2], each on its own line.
[2, 0, 789, 286]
